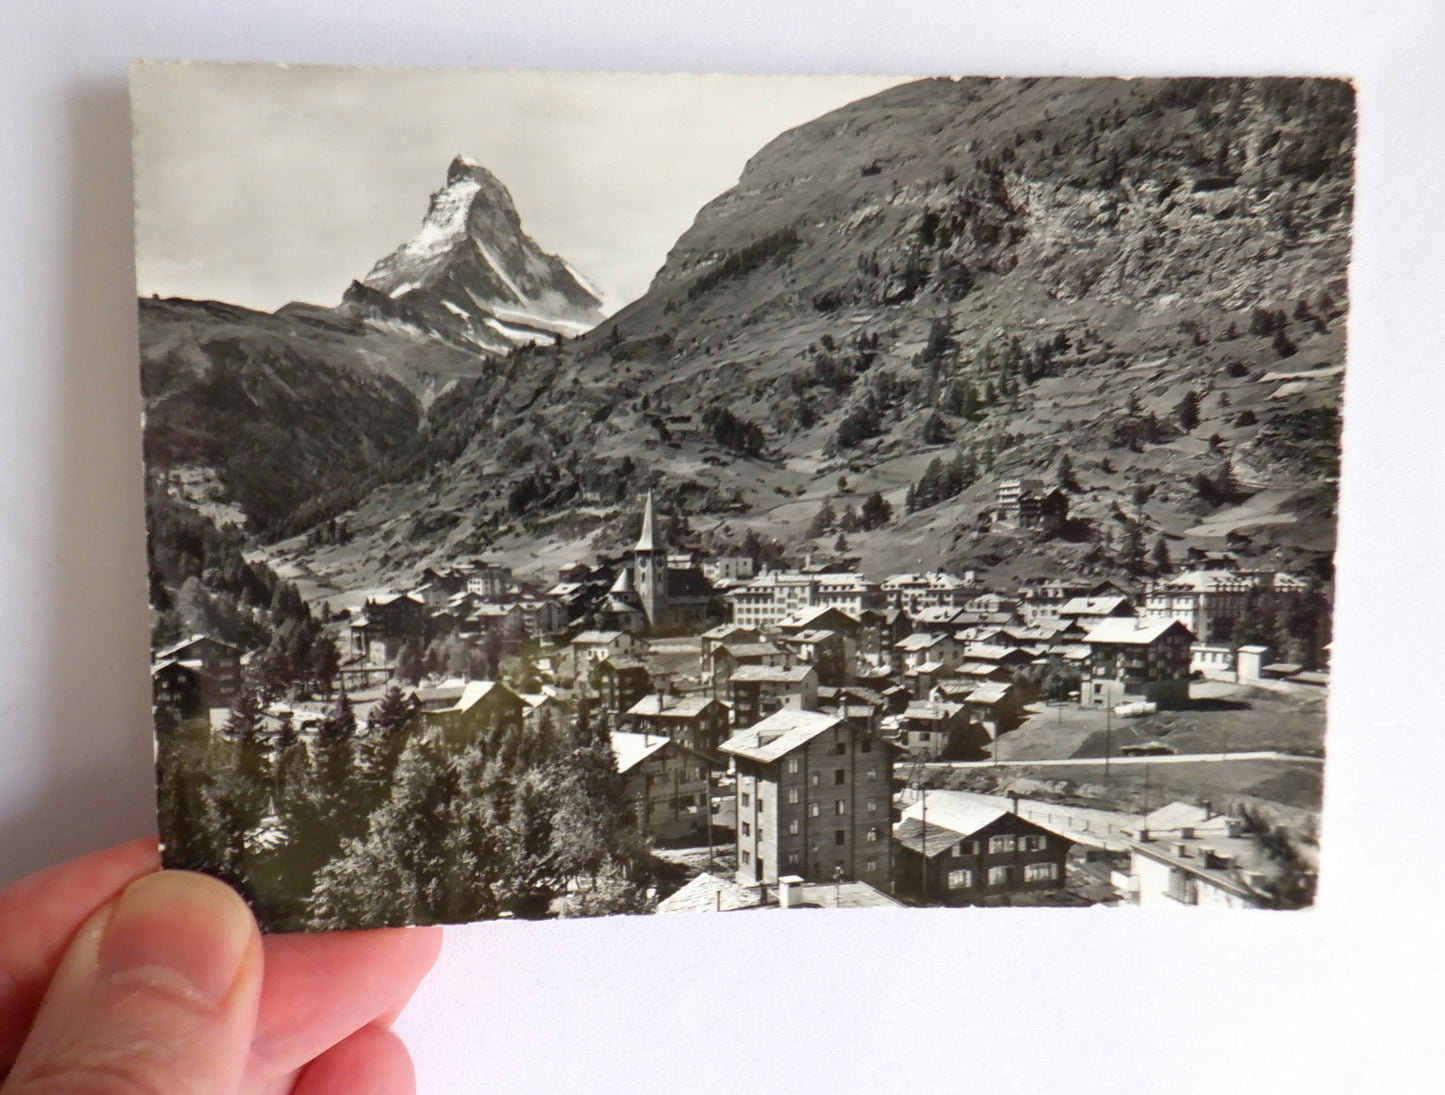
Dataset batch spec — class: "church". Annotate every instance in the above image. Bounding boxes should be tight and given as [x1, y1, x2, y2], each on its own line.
[626, 491, 716, 634]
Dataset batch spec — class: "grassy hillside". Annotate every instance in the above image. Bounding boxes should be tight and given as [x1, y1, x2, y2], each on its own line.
[266, 76, 1352, 590]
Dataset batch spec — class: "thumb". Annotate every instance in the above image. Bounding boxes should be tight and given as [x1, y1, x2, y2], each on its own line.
[3, 871, 263, 1095]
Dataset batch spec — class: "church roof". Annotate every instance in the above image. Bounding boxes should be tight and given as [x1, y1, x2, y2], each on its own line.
[610, 568, 636, 595]
[635, 491, 660, 553]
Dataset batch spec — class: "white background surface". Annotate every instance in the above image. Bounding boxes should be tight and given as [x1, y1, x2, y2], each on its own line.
[3, 2, 1443, 1091]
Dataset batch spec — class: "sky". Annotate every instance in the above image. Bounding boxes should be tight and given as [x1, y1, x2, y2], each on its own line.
[132, 65, 910, 315]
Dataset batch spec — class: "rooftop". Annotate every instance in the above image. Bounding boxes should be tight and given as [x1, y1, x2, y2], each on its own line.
[728, 664, 816, 684]
[610, 731, 671, 774]
[1084, 617, 1193, 645]
[719, 709, 842, 764]
[627, 694, 718, 719]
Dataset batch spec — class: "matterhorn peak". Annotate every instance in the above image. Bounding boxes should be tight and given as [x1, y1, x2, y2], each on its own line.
[342, 157, 605, 356]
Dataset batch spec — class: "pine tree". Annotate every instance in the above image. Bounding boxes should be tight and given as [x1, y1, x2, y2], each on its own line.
[1175, 389, 1202, 433]
[1056, 453, 1079, 492]
[807, 499, 838, 538]
[860, 490, 893, 530]
[1150, 535, 1172, 575]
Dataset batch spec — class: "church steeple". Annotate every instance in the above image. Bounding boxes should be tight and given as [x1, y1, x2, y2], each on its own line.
[635, 490, 660, 553]
[633, 490, 667, 633]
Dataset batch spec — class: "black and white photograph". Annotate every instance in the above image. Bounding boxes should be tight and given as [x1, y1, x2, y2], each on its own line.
[135, 64, 1352, 931]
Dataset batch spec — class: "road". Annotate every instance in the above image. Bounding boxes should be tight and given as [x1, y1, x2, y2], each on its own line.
[910, 750, 1322, 770]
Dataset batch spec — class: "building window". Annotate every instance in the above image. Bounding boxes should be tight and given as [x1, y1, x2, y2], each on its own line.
[833, 741, 847, 756]
[787, 756, 800, 774]
[808, 803, 820, 818]
[834, 769, 846, 786]
[789, 819, 800, 835]
[866, 798, 878, 814]
[866, 827, 880, 843]
[810, 772, 820, 786]
[834, 830, 846, 846]
[741, 821, 751, 837]
[867, 769, 879, 782]
[788, 788, 800, 804]
[988, 835, 1016, 855]
[1020, 834, 1048, 852]
[786, 853, 801, 866]
[987, 865, 1014, 886]
[947, 869, 973, 889]
[740, 792, 750, 808]
[834, 800, 847, 816]
[1025, 862, 1058, 882]
[865, 858, 879, 874]
[861, 739, 873, 753]
[741, 850, 751, 865]
[920, 731, 932, 742]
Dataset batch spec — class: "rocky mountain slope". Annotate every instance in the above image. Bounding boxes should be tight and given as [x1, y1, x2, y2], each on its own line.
[339, 156, 605, 354]
[140, 156, 612, 542]
[284, 76, 1350, 592]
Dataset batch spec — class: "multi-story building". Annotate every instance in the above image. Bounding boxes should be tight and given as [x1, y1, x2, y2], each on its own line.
[611, 732, 711, 843]
[720, 709, 894, 889]
[1080, 618, 1195, 708]
[625, 693, 732, 761]
[894, 791, 1073, 906]
[728, 664, 819, 726]
[1142, 569, 1311, 647]
[994, 478, 1069, 533]
[153, 634, 242, 707]
[725, 570, 883, 629]
[880, 570, 978, 614]
[1115, 804, 1289, 909]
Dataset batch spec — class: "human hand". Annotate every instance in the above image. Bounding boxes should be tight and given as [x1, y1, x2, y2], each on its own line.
[0, 838, 443, 1094]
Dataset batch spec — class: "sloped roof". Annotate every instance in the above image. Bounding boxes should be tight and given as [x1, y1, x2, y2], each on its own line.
[635, 491, 659, 553]
[719, 709, 841, 763]
[452, 680, 520, 713]
[729, 664, 816, 684]
[894, 817, 970, 858]
[1059, 595, 1133, 617]
[656, 872, 759, 914]
[1084, 617, 1193, 645]
[610, 730, 670, 773]
[904, 700, 966, 722]
[898, 792, 1010, 837]
[573, 630, 627, 645]
[627, 694, 719, 719]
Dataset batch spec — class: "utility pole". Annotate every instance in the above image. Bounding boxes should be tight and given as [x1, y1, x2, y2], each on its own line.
[1104, 703, 1111, 778]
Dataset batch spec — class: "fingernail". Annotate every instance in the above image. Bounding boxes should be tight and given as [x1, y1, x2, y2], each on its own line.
[98, 872, 256, 1008]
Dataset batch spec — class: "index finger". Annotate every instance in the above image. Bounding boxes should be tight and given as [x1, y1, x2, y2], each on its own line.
[0, 837, 160, 1068]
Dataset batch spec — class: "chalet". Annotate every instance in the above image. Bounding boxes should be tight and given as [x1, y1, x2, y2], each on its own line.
[897, 699, 977, 759]
[775, 628, 848, 687]
[515, 598, 567, 639]
[895, 792, 1072, 906]
[728, 664, 820, 727]
[611, 731, 711, 843]
[699, 623, 761, 682]
[591, 655, 652, 732]
[711, 641, 793, 690]
[626, 693, 731, 761]
[363, 592, 428, 637]
[955, 680, 1030, 736]
[894, 632, 964, 672]
[153, 634, 242, 707]
[859, 604, 909, 650]
[719, 709, 894, 889]
[994, 479, 1069, 533]
[569, 630, 639, 679]
[1081, 618, 1195, 709]
[151, 658, 206, 720]
[423, 680, 525, 748]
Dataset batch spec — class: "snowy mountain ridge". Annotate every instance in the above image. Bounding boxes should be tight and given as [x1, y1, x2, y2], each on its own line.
[341, 156, 605, 354]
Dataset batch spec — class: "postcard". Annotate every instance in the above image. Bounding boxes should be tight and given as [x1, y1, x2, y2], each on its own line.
[134, 64, 1350, 930]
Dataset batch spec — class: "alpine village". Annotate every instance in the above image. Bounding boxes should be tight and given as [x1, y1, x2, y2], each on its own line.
[143, 77, 1349, 930]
